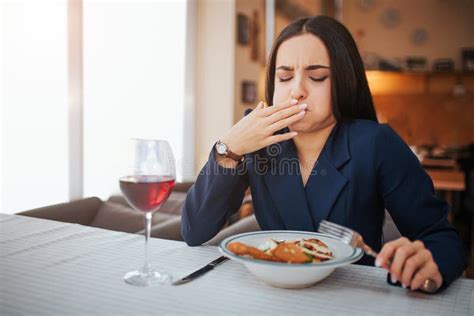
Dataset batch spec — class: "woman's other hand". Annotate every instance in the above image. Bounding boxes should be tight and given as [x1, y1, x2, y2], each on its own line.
[376, 237, 443, 291]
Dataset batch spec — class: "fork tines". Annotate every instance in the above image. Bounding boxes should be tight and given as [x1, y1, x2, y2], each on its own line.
[318, 220, 355, 243]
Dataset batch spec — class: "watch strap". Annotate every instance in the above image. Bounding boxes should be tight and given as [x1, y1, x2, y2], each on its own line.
[225, 149, 243, 162]
[215, 141, 243, 162]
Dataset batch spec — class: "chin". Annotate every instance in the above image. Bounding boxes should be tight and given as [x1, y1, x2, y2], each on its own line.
[288, 121, 310, 133]
[289, 118, 335, 134]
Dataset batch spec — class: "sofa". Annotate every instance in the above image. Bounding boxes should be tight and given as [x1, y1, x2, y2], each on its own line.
[16, 182, 260, 245]
[17, 182, 402, 246]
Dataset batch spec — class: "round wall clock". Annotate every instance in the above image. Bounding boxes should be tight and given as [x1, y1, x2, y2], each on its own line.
[381, 8, 401, 28]
[411, 28, 428, 45]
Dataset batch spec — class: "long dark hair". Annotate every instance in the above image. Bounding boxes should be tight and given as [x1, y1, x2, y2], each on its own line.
[265, 16, 377, 122]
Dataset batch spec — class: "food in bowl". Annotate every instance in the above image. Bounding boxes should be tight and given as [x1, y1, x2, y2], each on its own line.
[219, 231, 364, 288]
[227, 238, 334, 264]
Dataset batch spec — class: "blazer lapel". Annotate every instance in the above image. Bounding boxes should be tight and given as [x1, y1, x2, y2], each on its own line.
[305, 122, 350, 226]
[262, 139, 315, 231]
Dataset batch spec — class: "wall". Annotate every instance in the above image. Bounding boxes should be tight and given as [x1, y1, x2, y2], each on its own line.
[195, 0, 236, 173]
[234, 0, 266, 123]
[367, 71, 474, 147]
[275, 0, 321, 36]
[233, 0, 322, 124]
[343, 0, 474, 70]
[343, 0, 474, 147]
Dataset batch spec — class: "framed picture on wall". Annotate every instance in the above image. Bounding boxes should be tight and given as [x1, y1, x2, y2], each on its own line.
[237, 14, 250, 45]
[250, 10, 260, 62]
[242, 81, 257, 104]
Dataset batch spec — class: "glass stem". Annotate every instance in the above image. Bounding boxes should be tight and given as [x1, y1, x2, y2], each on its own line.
[143, 211, 153, 275]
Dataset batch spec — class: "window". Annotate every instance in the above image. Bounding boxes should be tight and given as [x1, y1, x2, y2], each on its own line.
[1, 0, 69, 213]
[83, 0, 191, 199]
[0, 0, 194, 213]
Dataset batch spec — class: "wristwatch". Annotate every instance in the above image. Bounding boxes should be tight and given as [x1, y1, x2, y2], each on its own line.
[215, 140, 243, 162]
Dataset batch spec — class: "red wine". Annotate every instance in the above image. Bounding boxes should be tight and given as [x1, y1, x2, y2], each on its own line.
[119, 175, 175, 212]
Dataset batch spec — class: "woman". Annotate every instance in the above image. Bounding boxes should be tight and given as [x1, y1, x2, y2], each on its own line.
[181, 16, 465, 293]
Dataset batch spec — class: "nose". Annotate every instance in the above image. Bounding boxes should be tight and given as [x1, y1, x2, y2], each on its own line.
[290, 76, 307, 102]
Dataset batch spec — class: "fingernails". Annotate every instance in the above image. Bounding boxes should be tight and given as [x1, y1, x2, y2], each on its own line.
[290, 131, 298, 136]
[402, 283, 407, 289]
[391, 275, 398, 284]
[299, 111, 306, 116]
[290, 99, 298, 105]
[298, 103, 307, 110]
[375, 258, 382, 267]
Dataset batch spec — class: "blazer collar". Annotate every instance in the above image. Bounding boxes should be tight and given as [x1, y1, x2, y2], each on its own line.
[321, 121, 351, 169]
[262, 121, 351, 230]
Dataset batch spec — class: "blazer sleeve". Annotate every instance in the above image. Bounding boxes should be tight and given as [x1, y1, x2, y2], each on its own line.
[181, 146, 249, 246]
[374, 124, 466, 292]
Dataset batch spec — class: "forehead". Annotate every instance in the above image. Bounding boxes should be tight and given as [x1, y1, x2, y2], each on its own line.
[275, 33, 330, 67]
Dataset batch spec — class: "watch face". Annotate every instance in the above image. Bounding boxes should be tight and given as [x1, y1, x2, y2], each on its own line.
[216, 143, 227, 155]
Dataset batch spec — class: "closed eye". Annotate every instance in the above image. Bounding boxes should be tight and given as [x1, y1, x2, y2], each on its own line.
[278, 76, 328, 83]
[310, 76, 328, 82]
[278, 77, 292, 82]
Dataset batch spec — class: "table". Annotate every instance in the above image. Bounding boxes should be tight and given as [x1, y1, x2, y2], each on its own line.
[425, 169, 465, 191]
[1, 214, 473, 315]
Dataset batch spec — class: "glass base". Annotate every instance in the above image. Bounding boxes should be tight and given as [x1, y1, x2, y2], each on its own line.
[124, 266, 171, 286]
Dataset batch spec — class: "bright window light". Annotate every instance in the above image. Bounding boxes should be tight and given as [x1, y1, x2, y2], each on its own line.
[1, 0, 69, 214]
[83, 0, 188, 199]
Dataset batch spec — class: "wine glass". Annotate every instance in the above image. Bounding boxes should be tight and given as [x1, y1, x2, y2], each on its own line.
[119, 139, 176, 286]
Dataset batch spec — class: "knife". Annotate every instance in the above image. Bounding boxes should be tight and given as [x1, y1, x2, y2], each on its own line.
[171, 256, 229, 285]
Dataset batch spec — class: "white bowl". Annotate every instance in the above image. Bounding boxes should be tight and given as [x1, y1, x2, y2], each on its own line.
[219, 230, 363, 289]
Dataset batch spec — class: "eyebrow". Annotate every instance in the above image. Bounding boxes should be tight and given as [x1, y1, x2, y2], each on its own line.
[276, 65, 330, 71]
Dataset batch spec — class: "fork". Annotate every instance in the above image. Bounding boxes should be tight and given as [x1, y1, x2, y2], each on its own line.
[318, 220, 438, 293]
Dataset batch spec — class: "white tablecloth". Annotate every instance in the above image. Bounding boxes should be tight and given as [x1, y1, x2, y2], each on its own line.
[1, 213, 473, 315]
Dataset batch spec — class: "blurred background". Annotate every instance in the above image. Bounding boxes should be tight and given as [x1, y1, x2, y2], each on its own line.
[1, 0, 474, 272]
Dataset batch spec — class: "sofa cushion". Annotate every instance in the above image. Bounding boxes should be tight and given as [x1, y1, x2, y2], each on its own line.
[138, 216, 184, 241]
[108, 192, 186, 216]
[382, 210, 402, 243]
[17, 197, 103, 226]
[90, 201, 176, 233]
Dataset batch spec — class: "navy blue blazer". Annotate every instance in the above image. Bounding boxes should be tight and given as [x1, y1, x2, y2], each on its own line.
[181, 119, 466, 291]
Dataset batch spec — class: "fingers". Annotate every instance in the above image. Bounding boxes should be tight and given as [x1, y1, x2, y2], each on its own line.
[399, 248, 431, 288]
[266, 103, 307, 125]
[377, 238, 443, 292]
[265, 131, 298, 146]
[267, 108, 306, 132]
[410, 260, 442, 291]
[258, 98, 298, 117]
[389, 240, 424, 284]
[376, 237, 410, 270]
